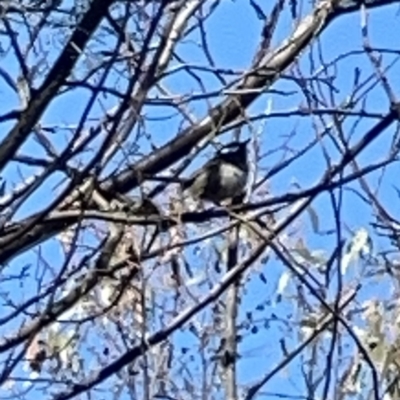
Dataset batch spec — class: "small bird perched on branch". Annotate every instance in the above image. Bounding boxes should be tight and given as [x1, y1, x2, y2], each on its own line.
[182, 139, 249, 204]
[145, 139, 250, 205]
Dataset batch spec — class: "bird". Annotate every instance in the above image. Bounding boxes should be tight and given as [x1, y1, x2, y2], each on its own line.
[141, 139, 250, 205]
[181, 139, 249, 204]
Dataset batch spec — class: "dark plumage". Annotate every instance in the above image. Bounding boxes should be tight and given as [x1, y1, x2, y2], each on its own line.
[182, 140, 249, 204]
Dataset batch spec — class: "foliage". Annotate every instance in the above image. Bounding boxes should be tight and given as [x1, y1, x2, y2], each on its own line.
[0, 1, 400, 400]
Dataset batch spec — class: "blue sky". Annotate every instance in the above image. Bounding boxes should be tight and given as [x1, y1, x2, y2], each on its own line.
[1, 1, 400, 399]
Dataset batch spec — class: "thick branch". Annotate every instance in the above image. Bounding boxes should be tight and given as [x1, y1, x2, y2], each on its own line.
[0, 0, 115, 173]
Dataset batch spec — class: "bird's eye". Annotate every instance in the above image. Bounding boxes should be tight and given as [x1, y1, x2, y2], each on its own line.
[219, 145, 239, 154]
[219, 141, 242, 152]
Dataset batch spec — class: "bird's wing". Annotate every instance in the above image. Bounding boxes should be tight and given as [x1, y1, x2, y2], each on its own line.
[181, 158, 219, 191]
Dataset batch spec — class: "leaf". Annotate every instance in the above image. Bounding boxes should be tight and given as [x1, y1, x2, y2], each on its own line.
[341, 228, 371, 274]
[277, 271, 290, 296]
[307, 204, 320, 233]
[293, 239, 326, 265]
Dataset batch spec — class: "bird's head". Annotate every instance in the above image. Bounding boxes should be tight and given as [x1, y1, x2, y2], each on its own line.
[216, 139, 250, 168]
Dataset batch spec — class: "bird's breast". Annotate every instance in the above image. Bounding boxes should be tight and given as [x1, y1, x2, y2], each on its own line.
[218, 164, 247, 196]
